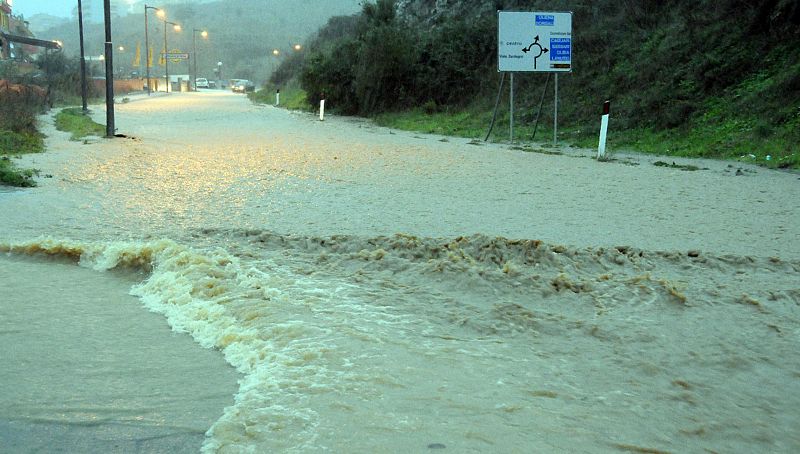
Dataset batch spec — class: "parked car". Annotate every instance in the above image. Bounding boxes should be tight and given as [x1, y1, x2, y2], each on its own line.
[195, 77, 209, 88]
[232, 79, 255, 93]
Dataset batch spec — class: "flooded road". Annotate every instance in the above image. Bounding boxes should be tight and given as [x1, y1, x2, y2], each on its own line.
[2, 91, 799, 453]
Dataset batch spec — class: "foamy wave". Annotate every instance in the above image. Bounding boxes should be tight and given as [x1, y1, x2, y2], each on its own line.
[1, 238, 337, 451]
[4, 233, 799, 452]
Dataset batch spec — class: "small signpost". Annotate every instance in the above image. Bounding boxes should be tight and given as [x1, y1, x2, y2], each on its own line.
[498, 11, 572, 144]
[598, 100, 611, 160]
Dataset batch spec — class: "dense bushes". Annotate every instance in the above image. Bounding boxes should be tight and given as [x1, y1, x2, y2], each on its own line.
[276, 0, 799, 159]
[0, 81, 44, 186]
[36, 52, 102, 105]
[297, 0, 496, 116]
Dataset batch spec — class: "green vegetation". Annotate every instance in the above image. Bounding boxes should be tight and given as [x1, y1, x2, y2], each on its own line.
[0, 128, 42, 187]
[0, 70, 46, 187]
[55, 108, 106, 140]
[266, 0, 800, 169]
[0, 130, 44, 155]
[0, 156, 40, 187]
[249, 85, 312, 112]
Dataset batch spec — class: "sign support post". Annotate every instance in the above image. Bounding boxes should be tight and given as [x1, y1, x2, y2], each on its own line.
[554, 73, 558, 145]
[510, 72, 514, 142]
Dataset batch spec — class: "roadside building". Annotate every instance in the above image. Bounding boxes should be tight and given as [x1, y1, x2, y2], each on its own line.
[1, 1, 61, 66]
[0, 0, 11, 59]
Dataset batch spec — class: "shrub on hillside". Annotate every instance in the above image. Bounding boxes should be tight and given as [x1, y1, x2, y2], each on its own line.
[0, 81, 46, 134]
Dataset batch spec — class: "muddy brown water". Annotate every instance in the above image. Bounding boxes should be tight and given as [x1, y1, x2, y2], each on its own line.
[1, 91, 798, 453]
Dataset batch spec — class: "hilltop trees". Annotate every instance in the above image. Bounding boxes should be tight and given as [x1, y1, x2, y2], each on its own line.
[297, 0, 496, 116]
[287, 0, 799, 141]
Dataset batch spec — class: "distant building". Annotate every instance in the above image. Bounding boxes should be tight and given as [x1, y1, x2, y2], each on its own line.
[1, 0, 11, 59]
[1, 0, 61, 63]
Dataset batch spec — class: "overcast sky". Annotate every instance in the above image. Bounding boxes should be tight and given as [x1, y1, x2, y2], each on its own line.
[12, 0, 143, 19]
[12, 0, 74, 18]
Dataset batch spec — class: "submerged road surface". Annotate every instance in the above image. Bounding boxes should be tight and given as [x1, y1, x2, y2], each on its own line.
[2, 91, 799, 453]
[4, 90, 799, 257]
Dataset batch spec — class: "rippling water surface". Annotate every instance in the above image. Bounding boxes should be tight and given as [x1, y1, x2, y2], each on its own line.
[2, 92, 799, 453]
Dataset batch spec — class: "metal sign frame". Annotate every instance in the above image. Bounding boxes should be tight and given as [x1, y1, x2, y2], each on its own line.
[496, 11, 573, 145]
[498, 11, 573, 73]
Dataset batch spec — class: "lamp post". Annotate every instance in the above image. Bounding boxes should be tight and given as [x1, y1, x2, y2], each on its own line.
[192, 28, 207, 91]
[143, 4, 163, 95]
[116, 45, 125, 78]
[163, 20, 180, 92]
[270, 48, 281, 78]
[78, 0, 88, 112]
[217, 61, 222, 88]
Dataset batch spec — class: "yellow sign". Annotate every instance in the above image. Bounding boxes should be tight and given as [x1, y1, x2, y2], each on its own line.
[132, 42, 141, 67]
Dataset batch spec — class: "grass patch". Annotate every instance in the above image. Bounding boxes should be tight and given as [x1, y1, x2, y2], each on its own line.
[374, 104, 799, 170]
[249, 85, 312, 112]
[0, 130, 44, 187]
[55, 108, 106, 140]
[589, 122, 799, 169]
[0, 129, 44, 155]
[0, 155, 39, 187]
[571, 95, 800, 170]
[375, 108, 491, 139]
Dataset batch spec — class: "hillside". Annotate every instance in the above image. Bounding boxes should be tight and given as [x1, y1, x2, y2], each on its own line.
[33, 0, 361, 84]
[272, 0, 800, 167]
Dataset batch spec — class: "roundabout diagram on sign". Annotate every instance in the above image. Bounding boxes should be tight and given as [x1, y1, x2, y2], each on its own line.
[498, 11, 572, 73]
[521, 35, 549, 70]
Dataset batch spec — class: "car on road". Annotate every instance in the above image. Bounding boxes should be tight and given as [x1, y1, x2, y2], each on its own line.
[232, 79, 255, 93]
[195, 78, 209, 88]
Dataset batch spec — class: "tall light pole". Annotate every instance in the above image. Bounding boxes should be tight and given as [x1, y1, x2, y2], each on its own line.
[103, 0, 115, 137]
[143, 4, 163, 95]
[192, 28, 208, 91]
[164, 20, 180, 92]
[270, 48, 281, 78]
[77, 0, 88, 112]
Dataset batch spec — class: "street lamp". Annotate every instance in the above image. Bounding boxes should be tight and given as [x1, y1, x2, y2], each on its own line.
[164, 20, 180, 92]
[192, 28, 208, 91]
[78, 0, 88, 111]
[217, 61, 222, 88]
[143, 4, 163, 95]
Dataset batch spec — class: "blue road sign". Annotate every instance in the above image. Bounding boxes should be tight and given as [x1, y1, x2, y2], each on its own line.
[550, 38, 571, 62]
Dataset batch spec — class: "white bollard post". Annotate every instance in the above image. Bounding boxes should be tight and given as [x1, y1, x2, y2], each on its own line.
[275, 89, 280, 106]
[597, 100, 610, 160]
[319, 98, 325, 121]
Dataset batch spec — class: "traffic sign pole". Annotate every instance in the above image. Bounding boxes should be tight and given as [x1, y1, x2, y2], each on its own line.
[554, 74, 558, 145]
[510, 72, 514, 143]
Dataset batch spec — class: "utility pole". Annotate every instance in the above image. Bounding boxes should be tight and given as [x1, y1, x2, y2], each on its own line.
[103, 0, 115, 137]
[77, 0, 88, 113]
